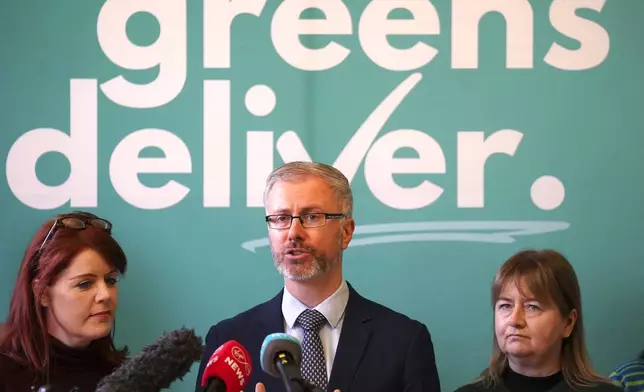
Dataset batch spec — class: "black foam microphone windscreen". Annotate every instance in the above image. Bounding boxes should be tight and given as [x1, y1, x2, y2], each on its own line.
[95, 327, 203, 392]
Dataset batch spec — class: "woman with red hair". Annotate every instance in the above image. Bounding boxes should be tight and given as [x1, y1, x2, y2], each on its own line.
[0, 211, 128, 392]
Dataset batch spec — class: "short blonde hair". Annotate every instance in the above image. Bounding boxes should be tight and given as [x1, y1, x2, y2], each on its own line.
[263, 161, 353, 217]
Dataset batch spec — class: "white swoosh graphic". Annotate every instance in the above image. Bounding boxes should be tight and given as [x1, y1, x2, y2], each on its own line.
[275, 73, 423, 183]
[240, 221, 571, 253]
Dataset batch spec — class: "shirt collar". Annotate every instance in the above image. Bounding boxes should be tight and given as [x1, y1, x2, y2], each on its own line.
[282, 280, 349, 329]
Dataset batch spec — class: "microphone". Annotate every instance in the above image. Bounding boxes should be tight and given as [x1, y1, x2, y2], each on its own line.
[95, 327, 204, 392]
[260, 333, 323, 392]
[200, 340, 252, 392]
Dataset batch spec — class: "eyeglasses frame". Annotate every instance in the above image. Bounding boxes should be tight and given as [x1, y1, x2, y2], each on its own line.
[264, 212, 346, 230]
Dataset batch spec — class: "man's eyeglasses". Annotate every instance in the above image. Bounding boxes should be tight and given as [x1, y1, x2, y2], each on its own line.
[265, 213, 345, 230]
[37, 216, 113, 254]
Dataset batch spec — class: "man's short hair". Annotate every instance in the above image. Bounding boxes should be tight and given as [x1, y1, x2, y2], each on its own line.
[263, 161, 354, 218]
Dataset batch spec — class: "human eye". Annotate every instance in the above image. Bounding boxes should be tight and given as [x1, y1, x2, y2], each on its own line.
[106, 276, 119, 286]
[77, 280, 93, 290]
[305, 214, 321, 222]
[267, 215, 284, 224]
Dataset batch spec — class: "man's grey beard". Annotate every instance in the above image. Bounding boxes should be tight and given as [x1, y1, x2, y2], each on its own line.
[271, 232, 345, 281]
[271, 246, 339, 281]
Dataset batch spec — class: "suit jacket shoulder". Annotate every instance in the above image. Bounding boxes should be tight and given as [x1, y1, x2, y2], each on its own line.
[205, 295, 279, 337]
[326, 284, 441, 392]
[355, 293, 430, 332]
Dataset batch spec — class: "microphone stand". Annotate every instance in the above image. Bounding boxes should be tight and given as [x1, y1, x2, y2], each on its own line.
[287, 377, 325, 392]
[273, 351, 327, 392]
[299, 379, 325, 392]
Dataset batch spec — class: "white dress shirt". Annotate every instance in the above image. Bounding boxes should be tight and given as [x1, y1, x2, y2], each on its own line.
[281, 280, 350, 379]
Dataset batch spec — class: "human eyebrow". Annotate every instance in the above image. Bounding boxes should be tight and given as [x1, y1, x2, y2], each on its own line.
[69, 273, 96, 281]
[268, 208, 291, 215]
[298, 205, 325, 214]
[68, 268, 118, 281]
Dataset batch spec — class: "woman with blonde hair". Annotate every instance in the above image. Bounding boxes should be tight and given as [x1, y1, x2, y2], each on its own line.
[455, 249, 621, 392]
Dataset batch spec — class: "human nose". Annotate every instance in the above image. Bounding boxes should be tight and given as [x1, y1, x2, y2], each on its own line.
[287, 216, 306, 241]
[508, 305, 526, 327]
[95, 281, 112, 303]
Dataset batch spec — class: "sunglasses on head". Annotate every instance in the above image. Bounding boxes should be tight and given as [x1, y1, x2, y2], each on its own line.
[30, 215, 113, 276]
[38, 216, 112, 252]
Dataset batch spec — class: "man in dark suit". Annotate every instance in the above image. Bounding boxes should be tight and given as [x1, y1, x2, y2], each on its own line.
[195, 161, 441, 392]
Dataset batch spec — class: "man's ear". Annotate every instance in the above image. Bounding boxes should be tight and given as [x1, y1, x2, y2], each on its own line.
[32, 279, 50, 308]
[341, 218, 355, 249]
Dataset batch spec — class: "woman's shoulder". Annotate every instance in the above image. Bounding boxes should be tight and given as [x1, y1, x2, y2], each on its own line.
[0, 352, 23, 373]
[581, 381, 627, 392]
[555, 380, 625, 392]
[454, 385, 484, 392]
[0, 352, 28, 385]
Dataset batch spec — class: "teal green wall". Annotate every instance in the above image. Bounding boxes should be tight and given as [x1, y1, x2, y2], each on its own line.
[1, 1, 643, 391]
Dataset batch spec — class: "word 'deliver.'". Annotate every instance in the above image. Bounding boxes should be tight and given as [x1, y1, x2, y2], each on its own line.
[5, 0, 608, 211]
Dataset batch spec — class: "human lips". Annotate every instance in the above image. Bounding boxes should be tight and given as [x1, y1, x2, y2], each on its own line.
[507, 333, 529, 339]
[285, 248, 309, 256]
[283, 247, 312, 261]
[90, 310, 111, 318]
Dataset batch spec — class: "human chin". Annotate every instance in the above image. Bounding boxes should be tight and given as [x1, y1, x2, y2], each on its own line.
[277, 260, 323, 281]
[503, 340, 534, 358]
[86, 311, 113, 327]
[82, 321, 113, 341]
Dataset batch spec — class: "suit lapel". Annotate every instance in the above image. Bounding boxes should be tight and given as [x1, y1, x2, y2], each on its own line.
[327, 284, 373, 392]
[257, 289, 285, 334]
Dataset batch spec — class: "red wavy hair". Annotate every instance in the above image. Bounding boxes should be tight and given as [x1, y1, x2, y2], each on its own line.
[0, 211, 128, 375]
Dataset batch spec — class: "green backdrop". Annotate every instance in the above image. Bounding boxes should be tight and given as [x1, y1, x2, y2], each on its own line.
[2, 1, 643, 391]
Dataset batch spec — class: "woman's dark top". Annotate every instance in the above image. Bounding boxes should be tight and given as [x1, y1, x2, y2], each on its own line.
[0, 337, 117, 392]
[455, 368, 624, 392]
[503, 368, 564, 392]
